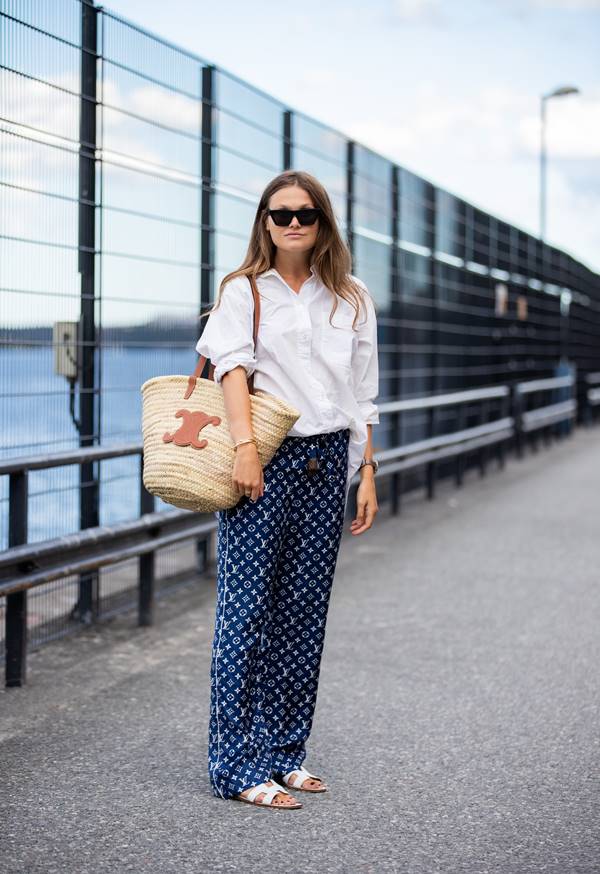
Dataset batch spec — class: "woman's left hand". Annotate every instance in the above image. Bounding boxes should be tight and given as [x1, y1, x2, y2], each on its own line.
[350, 474, 379, 535]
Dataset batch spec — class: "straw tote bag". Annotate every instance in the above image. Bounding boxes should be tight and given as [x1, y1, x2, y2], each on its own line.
[140, 275, 301, 513]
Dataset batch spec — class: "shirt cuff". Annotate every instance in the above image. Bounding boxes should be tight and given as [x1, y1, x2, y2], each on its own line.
[213, 355, 257, 385]
[358, 400, 379, 425]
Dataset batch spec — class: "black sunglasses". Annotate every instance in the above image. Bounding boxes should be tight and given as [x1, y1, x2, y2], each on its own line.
[267, 207, 321, 227]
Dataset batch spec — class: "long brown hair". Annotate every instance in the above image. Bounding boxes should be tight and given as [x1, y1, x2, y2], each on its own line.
[199, 170, 374, 330]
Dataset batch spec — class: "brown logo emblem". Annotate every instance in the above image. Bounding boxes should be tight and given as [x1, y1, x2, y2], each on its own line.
[162, 409, 221, 449]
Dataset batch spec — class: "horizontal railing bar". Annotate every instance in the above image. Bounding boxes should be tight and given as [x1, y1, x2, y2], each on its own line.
[516, 375, 574, 394]
[585, 372, 600, 384]
[370, 428, 514, 478]
[374, 417, 514, 463]
[0, 508, 203, 571]
[521, 400, 577, 432]
[0, 442, 142, 475]
[0, 518, 218, 596]
[377, 385, 509, 413]
[0, 510, 219, 595]
[521, 399, 576, 422]
[0, 390, 510, 477]
[0, 369, 580, 600]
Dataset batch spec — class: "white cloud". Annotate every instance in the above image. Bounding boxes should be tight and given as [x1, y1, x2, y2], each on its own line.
[126, 84, 199, 132]
[519, 93, 600, 159]
[351, 81, 600, 164]
[347, 81, 600, 270]
[391, 0, 441, 20]
[528, 0, 600, 8]
[388, 0, 600, 25]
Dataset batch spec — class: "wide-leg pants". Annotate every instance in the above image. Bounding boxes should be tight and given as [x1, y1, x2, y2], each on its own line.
[207, 427, 350, 799]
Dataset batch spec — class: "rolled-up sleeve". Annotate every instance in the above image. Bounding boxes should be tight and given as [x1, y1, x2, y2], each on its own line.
[352, 285, 380, 425]
[195, 277, 258, 385]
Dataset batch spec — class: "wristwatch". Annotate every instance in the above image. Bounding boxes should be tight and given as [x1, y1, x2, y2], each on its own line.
[359, 456, 379, 474]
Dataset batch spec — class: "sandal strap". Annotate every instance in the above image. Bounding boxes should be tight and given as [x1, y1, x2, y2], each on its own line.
[245, 780, 289, 804]
[282, 765, 321, 788]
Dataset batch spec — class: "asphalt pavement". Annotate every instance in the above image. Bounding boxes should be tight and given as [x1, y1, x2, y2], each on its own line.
[1, 428, 598, 873]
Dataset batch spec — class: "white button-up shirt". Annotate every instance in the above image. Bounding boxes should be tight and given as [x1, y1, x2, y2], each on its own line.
[195, 264, 379, 507]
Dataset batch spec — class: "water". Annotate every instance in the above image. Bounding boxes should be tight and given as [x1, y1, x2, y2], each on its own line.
[0, 347, 197, 548]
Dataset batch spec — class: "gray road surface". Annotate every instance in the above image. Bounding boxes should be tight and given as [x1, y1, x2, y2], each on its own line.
[1, 428, 599, 873]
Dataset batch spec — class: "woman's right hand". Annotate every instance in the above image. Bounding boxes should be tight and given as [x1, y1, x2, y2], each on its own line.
[232, 444, 264, 502]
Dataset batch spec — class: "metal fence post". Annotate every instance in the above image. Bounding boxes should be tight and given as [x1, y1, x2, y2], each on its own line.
[390, 165, 402, 515]
[512, 381, 524, 459]
[426, 405, 437, 499]
[138, 455, 155, 627]
[478, 399, 490, 476]
[6, 472, 28, 687]
[346, 140, 354, 267]
[283, 109, 292, 170]
[72, 0, 100, 625]
[496, 391, 509, 469]
[200, 63, 215, 313]
[455, 403, 467, 486]
[195, 62, 217, 577]
[344, 139, 358, 516]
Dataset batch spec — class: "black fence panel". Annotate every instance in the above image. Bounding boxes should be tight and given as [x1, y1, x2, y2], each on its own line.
[1, 0, 599, 656]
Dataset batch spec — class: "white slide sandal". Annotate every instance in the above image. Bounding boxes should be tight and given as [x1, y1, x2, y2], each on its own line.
[235, 779, 302, 809]
[276, 764, 328, 792]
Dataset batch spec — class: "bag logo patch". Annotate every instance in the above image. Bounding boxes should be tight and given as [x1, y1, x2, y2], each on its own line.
[162, 409, 222, 449]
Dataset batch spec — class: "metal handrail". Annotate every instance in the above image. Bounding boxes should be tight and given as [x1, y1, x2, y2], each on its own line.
[0, 509, 216, 596]
[521, 400, 577, 432]
[374, 427, 515, 478]
[378, 385, 509, 414]
[372, 417, 514, 465]
[515, 375, 574, 394]
[0, 442, 142, 476]
[1, 375, 582, 687]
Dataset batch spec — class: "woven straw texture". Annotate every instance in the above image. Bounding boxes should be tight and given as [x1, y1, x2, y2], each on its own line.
[141, 374, 301, 513]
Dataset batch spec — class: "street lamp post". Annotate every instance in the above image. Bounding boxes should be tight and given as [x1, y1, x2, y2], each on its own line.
[540, 85, 580, 241]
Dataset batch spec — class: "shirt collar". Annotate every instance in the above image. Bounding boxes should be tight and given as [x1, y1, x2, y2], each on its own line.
[261, 263, 319, 281]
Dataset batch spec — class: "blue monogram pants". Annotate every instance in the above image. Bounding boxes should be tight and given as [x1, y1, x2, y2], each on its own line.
[208, 427, 350, 799]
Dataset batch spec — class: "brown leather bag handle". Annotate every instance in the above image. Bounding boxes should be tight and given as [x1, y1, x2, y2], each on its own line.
[184, 274, 261, 400]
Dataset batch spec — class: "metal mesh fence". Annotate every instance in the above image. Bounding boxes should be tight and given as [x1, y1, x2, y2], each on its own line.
[1, 0, 599, 649]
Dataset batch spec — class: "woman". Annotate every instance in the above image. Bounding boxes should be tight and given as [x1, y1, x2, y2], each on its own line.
[196, 169, 380, 809]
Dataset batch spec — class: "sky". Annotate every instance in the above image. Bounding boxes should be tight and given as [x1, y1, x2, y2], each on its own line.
[105, 0, 600, 274]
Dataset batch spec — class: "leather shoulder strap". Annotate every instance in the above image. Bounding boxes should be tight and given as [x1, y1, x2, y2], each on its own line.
[250, 274, 261, 340]
[184, 274, 260, 399]
[247, 275, 260, 394]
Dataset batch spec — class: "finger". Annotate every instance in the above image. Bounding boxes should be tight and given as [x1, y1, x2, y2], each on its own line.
[354, 502, 366, 524]
[351, 502, 375, 532]
[352, 513, 372, 533]
[363, 508, 375, 528]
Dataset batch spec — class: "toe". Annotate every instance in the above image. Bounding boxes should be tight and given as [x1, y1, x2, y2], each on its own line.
[303, 777, 323, 789]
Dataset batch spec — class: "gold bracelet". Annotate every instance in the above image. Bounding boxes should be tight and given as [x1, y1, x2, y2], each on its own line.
[233, 437, 257, 451]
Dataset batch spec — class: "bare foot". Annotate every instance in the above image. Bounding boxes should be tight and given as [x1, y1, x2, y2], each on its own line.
[297, 775, 325, 790]
[237, 779, 299, 806]
[288, 773, 326, 790]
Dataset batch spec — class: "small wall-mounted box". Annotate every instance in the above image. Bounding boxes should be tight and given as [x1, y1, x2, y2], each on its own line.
[53, 320, 80, 380]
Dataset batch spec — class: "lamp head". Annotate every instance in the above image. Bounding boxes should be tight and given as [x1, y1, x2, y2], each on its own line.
[544, 85, 580, 100]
